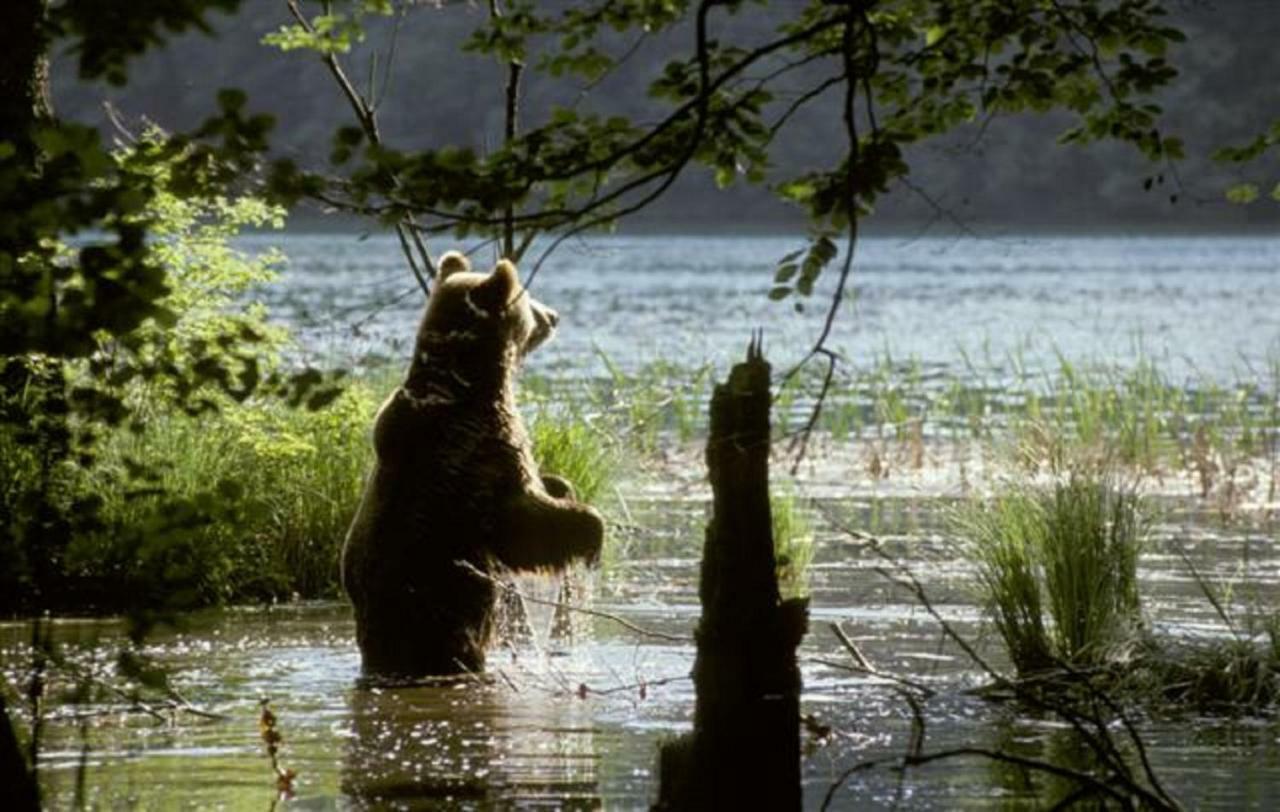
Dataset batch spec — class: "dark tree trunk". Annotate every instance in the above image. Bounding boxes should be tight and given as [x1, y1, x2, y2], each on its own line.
[0, 0, 51, 148]
[0, 7, 54, 806]
[0, 696, 39, 811]
[655, 338, 809, 810]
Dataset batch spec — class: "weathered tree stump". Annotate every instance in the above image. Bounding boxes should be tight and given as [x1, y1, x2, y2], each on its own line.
[655, 337, 809, 810]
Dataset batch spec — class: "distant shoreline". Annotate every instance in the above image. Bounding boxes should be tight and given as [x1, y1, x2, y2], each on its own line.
[266, 214, 1280, 239]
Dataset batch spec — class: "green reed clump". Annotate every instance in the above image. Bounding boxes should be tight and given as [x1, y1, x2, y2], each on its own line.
[772, 489, 815, 600]
[529, 408, 617, 507]
[1140, 637, 1280, 713]
[585, 351, 710, 452]
[59, 373, 623, 608]
[958, 473, 1145, 675]
[1126, 560, 1280, 713]
[957, 492, 1056, 674]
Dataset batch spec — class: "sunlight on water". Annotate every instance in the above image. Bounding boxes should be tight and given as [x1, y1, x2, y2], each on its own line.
[249, 233, 1280, 382]
[5, 494, 1280, 809]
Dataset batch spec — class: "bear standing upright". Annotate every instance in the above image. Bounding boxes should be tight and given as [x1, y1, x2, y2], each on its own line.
[342, 252, 604, 677]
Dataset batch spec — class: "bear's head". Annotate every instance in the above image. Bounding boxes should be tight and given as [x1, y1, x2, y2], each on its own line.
[405, 252, 558, 398]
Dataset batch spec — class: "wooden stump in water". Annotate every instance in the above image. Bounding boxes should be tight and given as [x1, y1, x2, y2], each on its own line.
[655, 337, 809, 811]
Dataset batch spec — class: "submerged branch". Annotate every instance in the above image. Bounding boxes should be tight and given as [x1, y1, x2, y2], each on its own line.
[820, 511, 1181, 811]
[825, 622, 935, 697]
[457, 560, 691, 644]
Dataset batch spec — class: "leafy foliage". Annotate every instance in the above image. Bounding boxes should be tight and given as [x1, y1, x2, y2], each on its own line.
[0, 137, 340, 619]
[1214, 119, 1280, 205]
[48, 0, 246, 85]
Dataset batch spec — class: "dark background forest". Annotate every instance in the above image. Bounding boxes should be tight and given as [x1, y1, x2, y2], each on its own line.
[51, 0, 1280, 231]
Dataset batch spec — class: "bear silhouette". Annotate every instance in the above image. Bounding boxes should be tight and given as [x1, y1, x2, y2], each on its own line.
[342, 252, 604, 677]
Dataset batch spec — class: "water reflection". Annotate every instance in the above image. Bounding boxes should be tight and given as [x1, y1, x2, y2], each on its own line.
[343, 680, 601, 808]
[984, 719, 1104, 810]
[7, 493, 1280, 809]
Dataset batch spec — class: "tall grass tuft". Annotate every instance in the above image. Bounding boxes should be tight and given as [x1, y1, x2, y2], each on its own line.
[957, 492, 1056, 674]
[958, 473, 1146, 674]
[40, 369, 626, 610]
[529, 409, 617, 508]
[76, 383, 382, 603]
[772, 488, 815, 600]
[1040, 477, 1143, 664]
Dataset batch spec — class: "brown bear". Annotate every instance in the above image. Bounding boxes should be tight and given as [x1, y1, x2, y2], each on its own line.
[341, 251, 604, 678]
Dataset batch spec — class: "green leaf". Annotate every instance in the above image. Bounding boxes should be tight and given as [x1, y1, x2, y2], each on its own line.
[306, 386, 343, 411]
[1226, 183, 1260, 204]
[768, 285, 792, 301]
[217, 88, 247, 113]
[714, 164, 736, 188]
[216, 479, 244, 500]
[778, 180, 815, 203]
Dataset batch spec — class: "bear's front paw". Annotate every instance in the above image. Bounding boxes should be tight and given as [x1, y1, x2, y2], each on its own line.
[574, 507, 606, 566]
[541, 474, 577, 501]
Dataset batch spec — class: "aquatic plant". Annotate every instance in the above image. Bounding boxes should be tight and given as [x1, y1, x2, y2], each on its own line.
[259, 698, 297, 800]
[529, 405, 618, 508]
[956, 491, 1056, 674]
[1130, 557, 1280, 713]
[772, 488, 815, 600]
[1142, 637, 1280, 712]
[957, 473, 1145, 674]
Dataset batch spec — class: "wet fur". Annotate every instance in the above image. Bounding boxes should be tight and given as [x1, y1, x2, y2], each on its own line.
[341, 253, 604, 677]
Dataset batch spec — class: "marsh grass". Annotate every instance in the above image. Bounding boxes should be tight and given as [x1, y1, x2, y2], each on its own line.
[527, 348, 1280, 492]
[529, 405, 618, 507]
[958, 473, 1146, 675]
[1141, 637, 1280, 712]
[960, 464, 1280, 713]
[771, 488, 815, 600]
[1130, 558, 1280, 713]
[74, 383, 382, 602]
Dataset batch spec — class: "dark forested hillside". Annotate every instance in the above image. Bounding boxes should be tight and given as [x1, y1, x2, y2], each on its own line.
[53, 0, 1280, 231]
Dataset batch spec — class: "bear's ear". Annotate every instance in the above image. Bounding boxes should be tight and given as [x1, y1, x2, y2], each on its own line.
[475, 259, 520, 310]
[438, 251, 471, 280]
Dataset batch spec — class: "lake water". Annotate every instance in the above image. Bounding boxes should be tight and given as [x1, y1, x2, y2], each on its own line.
[5, 232, 1280, 809]
[254, 233, 1280, 384]
[8, 496, 1280, 809]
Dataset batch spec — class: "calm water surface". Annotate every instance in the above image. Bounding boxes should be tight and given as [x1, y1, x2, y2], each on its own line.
[254, 233, 1280, 383]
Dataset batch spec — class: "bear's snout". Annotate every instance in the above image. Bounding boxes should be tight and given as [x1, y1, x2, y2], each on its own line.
[524, 301, 558, 354]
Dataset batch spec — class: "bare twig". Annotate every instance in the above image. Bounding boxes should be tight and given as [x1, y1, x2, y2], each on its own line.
[522, 0, 730, 292]
[782, 7, 863, 469]
[490, 0, 523, 259]
[821, 746, 1137, 812]
[825, 621, 935, 697]
[822, 513, 1180, 811]
[284, 0, 434, 293]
